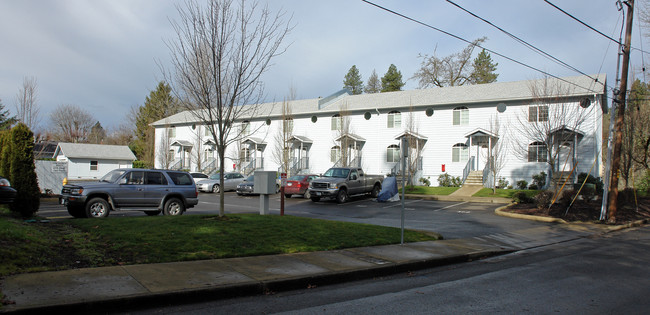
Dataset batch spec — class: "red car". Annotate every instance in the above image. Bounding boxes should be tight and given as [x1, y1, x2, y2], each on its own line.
[283, 174, 318, 198]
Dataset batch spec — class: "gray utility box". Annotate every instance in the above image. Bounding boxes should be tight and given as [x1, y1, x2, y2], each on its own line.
[254, 171, 276, 194]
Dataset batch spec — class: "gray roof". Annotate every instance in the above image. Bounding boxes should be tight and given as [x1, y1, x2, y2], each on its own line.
[151, 74, 607, 127]
[54, 143, 136, 161]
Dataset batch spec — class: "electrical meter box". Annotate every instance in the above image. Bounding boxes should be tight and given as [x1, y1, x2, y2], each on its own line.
[254, 171, 276, 194]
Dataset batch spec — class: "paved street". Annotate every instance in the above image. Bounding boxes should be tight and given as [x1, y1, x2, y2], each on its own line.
[39, 192, 545, 239]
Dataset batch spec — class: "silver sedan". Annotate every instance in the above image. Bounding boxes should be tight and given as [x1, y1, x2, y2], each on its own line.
[196, 172, 246, 193]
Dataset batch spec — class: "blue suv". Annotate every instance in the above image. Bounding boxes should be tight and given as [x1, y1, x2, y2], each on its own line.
[60, 169, 199, 218]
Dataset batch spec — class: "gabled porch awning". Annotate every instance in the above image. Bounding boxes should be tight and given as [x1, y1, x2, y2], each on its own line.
[242, 137, 267, 150]
[171, 140, 193, 148]
[335, 133, 366, 143]
[393, 130, 428, 141]
[203, 138, 216, 146]
[549, 125, 584, 142]
[464, 128, 499, 147]
[289, 135, 313, 145]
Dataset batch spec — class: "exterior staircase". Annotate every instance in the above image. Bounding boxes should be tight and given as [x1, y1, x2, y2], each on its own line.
[551, 171, 574, 188]
[463, 171, 484, 186]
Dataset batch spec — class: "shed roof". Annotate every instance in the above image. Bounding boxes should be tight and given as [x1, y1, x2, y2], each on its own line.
[53, 143, 136, 161]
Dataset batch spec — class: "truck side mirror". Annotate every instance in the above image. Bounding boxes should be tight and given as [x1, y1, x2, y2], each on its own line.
[351, 174, 357, 180]
[119, 178, 128, 185]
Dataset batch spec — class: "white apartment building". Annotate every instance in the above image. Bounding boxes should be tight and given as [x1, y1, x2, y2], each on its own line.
[152, 74, 607, 188]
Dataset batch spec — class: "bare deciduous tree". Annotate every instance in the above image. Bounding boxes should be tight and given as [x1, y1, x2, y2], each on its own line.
[485, 114, 509, 193]
[412, 37, 486, 88]
[50, 104, 95, 143]
[165, 0, 291, 216]
[15, 76, 41, 131]
[513, 77, 594, 188]
[157, 127, 174, 169]
[273, 96, 293, 176]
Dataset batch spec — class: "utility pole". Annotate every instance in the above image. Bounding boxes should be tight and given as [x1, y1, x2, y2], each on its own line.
[607, 0, 635, 223]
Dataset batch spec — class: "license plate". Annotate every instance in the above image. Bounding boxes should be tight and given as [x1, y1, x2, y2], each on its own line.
[287, 183, 292, 186]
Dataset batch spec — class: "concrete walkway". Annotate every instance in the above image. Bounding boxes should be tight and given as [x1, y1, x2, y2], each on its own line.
[0, 217, 623, 314]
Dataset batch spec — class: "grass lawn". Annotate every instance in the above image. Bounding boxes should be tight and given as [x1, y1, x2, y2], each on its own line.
[400, 186, 459, 195]
[472, 188, 539, 199]
[0, 208, 439, 277]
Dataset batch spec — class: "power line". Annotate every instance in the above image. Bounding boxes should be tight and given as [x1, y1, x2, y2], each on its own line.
[445, 0, 602, 87]
[360, 0, 605, 95]
[543, 0, 621, 45]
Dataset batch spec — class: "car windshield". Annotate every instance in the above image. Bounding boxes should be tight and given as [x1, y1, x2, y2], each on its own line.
[288, 175, 306, 181]
[323, 168, 350, 178]
[100, 169, 126, 183]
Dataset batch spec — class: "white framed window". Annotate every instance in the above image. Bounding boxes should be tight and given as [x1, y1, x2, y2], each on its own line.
[241, 121, 250, 135]
[241, 147, 251, 163]
[387, 144, 400, 162]
[167, 149, 175, 162]
[453, 107, 469, 126]
[528, 105, 549, 122]
[330, 146, 341, 163]
[387, 111, 401, 128]
[283, 118, 293, 132]
[452, 143, 469, 162]
[204, 125, 211, 137]
[528, 142, 548, 162]
[331, 114, 341, 131]
[90, 160, 98, 171]
[167, 126, 176, 138]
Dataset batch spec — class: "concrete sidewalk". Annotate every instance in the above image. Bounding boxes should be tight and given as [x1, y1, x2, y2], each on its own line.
[0, 221, 616, 314]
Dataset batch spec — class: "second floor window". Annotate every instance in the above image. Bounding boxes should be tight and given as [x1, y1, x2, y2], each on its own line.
[167, 126, 176, 138]
[453, 107, 469, 126]
[241, 121, 250, 135]
[331, 114, 342, 131]
[388, 111, 401, 128]
[529, 105, 549, 122]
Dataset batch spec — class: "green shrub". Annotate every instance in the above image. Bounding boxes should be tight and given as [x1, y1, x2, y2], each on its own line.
[534, 190, 554, 210]
[8, 123, 40, 218]
[528, 184, 538, 190]
[559, 189, 578, 207]
[637, 170, 650, 195]
[577, 173, 604, 195]
[516, 180, 528, 190]
[497, 177, 509, 189]
[532, 171, 546, 189]
[132, 160, 149, 169]
[438, 173, 461, 187]
[512, 191, 532, 203]
[418, 176, 431, 187]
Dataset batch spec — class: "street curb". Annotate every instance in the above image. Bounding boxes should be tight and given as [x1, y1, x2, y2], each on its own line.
[405, 194, 511, 204]
[494, 203, 568, 223]
[1, 250, 511, 314]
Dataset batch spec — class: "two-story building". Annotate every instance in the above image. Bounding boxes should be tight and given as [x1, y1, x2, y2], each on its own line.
[151, 74, 607, 188]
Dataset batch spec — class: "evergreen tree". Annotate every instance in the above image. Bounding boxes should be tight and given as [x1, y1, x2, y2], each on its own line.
[0, 99, 17, 130]
[469, 49, 498, 84]
[364, 70, 381, 94]
[133, 82, 179, 167]
[0, 131, 9, 177]
[381, 64, 405, 92]
[343, 65, 364, 95]
[9, 123, 40, 218]
[88, 121, 106, 144]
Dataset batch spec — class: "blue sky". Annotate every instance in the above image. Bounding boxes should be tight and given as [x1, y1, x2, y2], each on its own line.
[0, 0, 644, 133]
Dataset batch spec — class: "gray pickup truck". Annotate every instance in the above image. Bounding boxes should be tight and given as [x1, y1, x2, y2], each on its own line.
[60, 168, 199, 218]
[308, 167, 383, 203]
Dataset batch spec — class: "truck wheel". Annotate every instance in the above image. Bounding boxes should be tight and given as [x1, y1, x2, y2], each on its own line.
[67, 206, 86, 218]
[85, 198, 110, 218]
[303, 190, 311, 199]
[164, 198, 185, 216]
[336, 189, 348, 204]
[145, 210, 161, 216]
[285, 194, 292, 198]
[310, 197, 320, 202]
[371, 184, 381, 198]
[212, 184, 220, 193]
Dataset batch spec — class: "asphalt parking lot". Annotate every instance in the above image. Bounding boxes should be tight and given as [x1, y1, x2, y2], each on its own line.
[39, 192, 548, 240]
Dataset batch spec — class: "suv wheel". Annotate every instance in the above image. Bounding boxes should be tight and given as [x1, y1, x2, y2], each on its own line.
[212, 184, 220, 193]
[371, 184, 381, 198]
[164, 198, 185, 216]
[86, 198, 110, 218]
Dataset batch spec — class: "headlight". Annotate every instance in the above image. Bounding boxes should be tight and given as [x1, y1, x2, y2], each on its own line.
[329, 183, 338, 189]
[71, 188, 84, 195]
[0, 178, 10, 187]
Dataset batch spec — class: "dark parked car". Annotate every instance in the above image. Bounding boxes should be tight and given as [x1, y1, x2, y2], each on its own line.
[283, 174, 318, 198]
[236, 173, 280, 196]
[60, 169, 199, 218]
[0, 176, 17, 204]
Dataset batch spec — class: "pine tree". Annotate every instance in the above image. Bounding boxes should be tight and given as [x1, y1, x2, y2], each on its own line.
[0, 99, 17, 130]
[364, 70, 381, 94]
[9, 123, 40, 218]
[343, 65, 364, 95]
[133, 82, 179, 167]
[381, 64, 405, 92]
[88, 121, 106, 144]
[469, 49, 498, 84]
